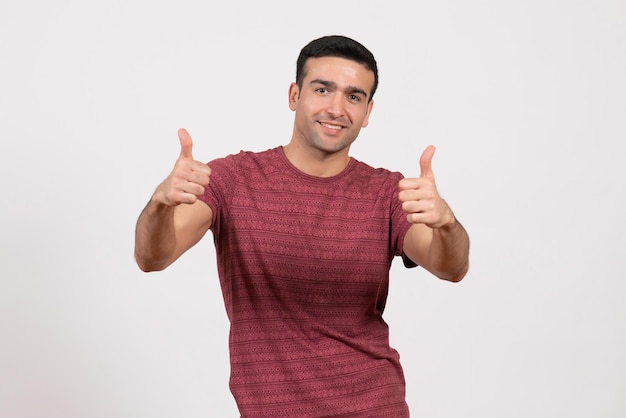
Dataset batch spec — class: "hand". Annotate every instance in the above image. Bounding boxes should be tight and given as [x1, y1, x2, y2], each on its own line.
[398, 145, 455, 229]
[152, 128, 212, 206]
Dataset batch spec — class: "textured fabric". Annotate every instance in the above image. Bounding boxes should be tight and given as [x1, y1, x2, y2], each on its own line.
[200, 147, 414, 417]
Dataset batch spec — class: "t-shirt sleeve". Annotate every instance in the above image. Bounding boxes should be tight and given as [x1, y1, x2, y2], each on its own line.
[199, 153, 240, 238]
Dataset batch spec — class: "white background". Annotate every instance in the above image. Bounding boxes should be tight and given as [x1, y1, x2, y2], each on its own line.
[1, 1, 624, 417]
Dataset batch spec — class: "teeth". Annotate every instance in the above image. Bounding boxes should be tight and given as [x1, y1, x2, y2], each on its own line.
[321, 122, 341, 130]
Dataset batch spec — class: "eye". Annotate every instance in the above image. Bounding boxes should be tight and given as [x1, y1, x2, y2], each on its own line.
[316, 87, 329, 94]
[348, 94, 361, 102]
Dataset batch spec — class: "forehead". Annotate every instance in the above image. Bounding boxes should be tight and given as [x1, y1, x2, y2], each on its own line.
[303, 56, 375, 93]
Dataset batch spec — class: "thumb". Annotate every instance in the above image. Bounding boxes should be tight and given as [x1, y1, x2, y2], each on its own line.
[177, 128, 194, 159]
[419, 145, 436, 179]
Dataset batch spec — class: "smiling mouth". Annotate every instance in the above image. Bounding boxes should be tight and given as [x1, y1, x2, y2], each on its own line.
[320, 122, 342, 131]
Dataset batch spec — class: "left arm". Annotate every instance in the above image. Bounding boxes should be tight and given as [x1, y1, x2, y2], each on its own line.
[398, 146, 470, 282]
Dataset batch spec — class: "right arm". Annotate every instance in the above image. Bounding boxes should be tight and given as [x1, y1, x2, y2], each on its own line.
[134, 129, 214, 272]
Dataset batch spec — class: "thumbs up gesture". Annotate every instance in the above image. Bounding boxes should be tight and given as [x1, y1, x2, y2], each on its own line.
[398, 146, 455, 229]
[152, 128, 212, 206]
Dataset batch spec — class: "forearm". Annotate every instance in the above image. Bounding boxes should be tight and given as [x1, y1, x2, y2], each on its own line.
[134, 198, 177, 272]
[404, 218, 470, 282]
[426, 219, 470, 282]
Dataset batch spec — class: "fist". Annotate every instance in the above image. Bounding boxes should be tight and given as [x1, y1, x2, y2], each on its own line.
[153, 128, 212, 206]
[398, 145, 455, 228]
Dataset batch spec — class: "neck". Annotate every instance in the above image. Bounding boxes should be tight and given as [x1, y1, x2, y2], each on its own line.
[282, 143, 350, 177]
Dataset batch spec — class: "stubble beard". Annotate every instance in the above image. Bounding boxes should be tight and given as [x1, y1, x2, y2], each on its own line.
[308, 125, 358, 156]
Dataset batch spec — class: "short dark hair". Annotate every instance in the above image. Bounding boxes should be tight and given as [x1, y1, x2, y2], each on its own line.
[296, 35, 379, 102]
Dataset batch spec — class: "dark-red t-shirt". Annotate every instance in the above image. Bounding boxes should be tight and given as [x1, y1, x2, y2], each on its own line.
[201, 147, 414, 417]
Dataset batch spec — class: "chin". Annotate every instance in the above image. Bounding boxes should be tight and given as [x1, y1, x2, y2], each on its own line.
[313, 138, 355, 154]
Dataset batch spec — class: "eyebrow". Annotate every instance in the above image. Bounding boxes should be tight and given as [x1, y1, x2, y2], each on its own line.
[310, 79, 369, 99]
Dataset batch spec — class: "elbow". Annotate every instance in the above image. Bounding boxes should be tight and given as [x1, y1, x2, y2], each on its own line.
[134, 252, 168, 273]
[136, 263, 163, 273]
[443, 273, 465, 283]
[438, 262, 469, 283]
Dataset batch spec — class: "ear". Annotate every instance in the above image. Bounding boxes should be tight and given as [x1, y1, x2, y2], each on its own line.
[361, 99, 374, 128]
[288, 82, 299, 111]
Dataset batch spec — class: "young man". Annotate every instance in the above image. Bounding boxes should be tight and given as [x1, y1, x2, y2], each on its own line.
[135, 35, 469, 417]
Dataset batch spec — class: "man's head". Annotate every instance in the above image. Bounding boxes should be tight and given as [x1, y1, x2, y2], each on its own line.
[296, 35, 378, 102]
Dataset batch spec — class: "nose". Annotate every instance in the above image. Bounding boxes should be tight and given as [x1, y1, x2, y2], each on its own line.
[326, 93, 345, 118]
